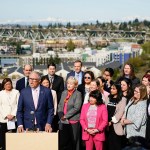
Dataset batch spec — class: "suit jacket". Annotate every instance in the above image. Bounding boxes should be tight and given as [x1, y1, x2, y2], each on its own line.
[111, 97, 127, 135]
[58, 90, 82, 121]
[44, 74, 64, 103]
[17, 85, 54, 131]
[16, 77, 26, 92]
[77, 84, 86, 103]
[80, 103, 108, 141]
[0, 89, 20, 123]
[66, 71, 84, 85]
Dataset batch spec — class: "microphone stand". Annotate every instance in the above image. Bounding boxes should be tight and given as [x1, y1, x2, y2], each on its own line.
[28, 111, 37, 132]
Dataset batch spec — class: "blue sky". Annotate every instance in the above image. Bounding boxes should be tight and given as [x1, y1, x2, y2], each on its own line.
[0, 0, 150, 24]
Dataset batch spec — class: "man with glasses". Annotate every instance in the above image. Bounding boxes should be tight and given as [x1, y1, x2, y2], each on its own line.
[16, 64, 33, 92]
[17, 71, 54, 132]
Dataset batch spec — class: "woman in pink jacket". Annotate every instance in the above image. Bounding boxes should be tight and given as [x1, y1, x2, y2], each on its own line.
[80, 90, 108, 150]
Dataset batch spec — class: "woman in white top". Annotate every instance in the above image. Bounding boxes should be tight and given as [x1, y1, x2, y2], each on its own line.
[0, 78, 20, 150]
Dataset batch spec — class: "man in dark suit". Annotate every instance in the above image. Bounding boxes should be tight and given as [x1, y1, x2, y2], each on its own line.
[16, 64, 32, 92]
[44, 63, 64, 132]
[17, 71, 54, 132]
[66, 60, 84, 86]
[44, 63, 64, 103]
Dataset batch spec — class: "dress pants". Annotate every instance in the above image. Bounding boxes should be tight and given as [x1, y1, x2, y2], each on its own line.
[0, 122, 17, 150]
[59, 122, 81, 150]
[85, 135, 103, 150]
[107, 125, 123, 150]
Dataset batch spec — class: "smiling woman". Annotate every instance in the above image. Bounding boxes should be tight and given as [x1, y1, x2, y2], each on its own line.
[0, 78, 20, 150]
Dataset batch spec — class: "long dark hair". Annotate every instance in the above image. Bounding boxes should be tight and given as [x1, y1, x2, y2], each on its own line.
[40, 76, 51, 88]
[109, 83, 122, 103]
[121, 78, 134, 100]
[122, 63, 136, 79]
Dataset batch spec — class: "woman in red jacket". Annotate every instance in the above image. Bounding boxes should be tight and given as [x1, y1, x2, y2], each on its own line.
[80, 90, 108, 150]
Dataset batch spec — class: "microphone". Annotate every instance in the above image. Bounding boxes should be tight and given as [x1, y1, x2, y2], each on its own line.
[29, 111, 36, 131]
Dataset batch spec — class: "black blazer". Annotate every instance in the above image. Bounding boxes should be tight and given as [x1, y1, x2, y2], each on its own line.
[77, 84, 86, 104]
[16, 77, 26, 92]
[44, 74, 64, 103]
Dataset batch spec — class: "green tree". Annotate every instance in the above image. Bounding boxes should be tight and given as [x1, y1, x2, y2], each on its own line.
[142, 42, 150, 54]
[66, 39, 75, 51]
[54, 52, 61, 64]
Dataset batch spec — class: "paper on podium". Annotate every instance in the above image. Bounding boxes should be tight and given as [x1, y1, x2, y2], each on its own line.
[6, 132, 58, 150]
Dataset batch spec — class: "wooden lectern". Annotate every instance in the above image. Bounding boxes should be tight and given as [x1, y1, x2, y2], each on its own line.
[6, 132, 58, 150]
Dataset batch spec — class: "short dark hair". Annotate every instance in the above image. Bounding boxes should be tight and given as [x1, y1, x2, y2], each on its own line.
[104, 68, 114, 77]
[40, 76, 51, 88]
[74, 60, 82, 66]
[2, 78, 13, 90]
[47, 62, 56, 69]
[89, 90, 103, 105]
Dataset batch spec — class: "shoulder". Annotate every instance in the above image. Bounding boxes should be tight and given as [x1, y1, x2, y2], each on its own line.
[0, 90, 4, 95]
[68, 71, 75, 76]
[12, 89, 20, 94]
[74, 90, 82, 95]
[51, 89, 56, 95]
[82, 103, 90, 108]
[98, 104, 107, 109]
[54, 74, 63, 80]
[17, 77, 25, 83]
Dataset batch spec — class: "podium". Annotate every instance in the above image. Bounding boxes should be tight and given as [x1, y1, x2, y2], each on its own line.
[6, 132, 58, 150]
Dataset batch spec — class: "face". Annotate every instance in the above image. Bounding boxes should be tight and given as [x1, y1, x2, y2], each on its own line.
[89, 97, 97, 105]
[84, 73, 92, 84]
[29, 73, 41, 88]
[103, 71, 110, 80]
[121, 81, 128, 92]
[90, 81, 99, 91]
[4, 81, 12, 91]
[142, 77, 149, 86]
[110, 85, 118, 96]
[48, 66, 56, 76]
[41, 79, 50, 88]
[134, 87, 140, 100]
[124, 65, 131, 76]
[74, 62, 82, 73]
[67, 80, 76, 91]
[97, 78, 104, 88]
[23, 65, 32, 77]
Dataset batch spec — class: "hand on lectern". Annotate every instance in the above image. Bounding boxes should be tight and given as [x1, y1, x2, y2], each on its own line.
[18, 126, 24, 133]
[45, 123, 52, 133]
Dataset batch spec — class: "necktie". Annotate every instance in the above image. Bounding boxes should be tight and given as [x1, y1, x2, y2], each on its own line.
[26, 78, 29, 87]
[33, 89, 38, 124]
[33, 89, 38, 109]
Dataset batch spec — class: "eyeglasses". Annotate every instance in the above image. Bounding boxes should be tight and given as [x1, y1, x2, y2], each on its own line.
[29, 78, 39, 81]
[84, 77, 91, 79]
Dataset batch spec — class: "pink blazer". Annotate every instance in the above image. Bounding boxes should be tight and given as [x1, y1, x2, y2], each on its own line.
[80, 103, 108, 141]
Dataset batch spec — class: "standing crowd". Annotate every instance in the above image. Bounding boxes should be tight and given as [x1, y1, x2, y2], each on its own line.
[0, 60, 150, 150]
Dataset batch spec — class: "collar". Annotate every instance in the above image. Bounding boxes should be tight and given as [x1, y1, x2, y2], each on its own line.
[32, 85, 40, 91]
